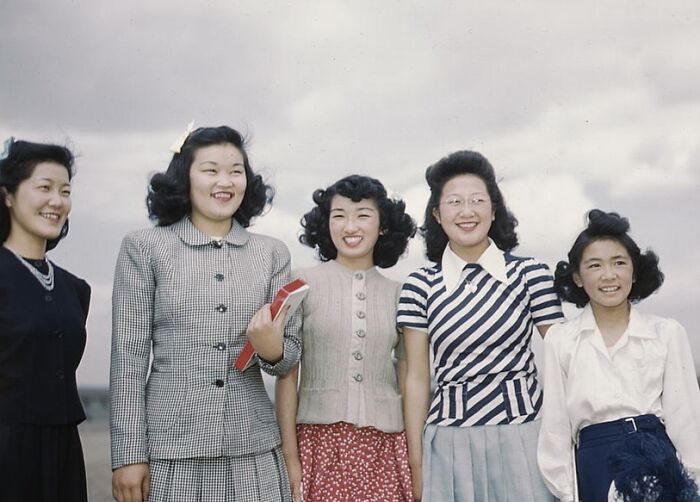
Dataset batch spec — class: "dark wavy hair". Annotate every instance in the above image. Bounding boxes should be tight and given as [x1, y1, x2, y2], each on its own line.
[147, 126, 273, 227]
[0, 138, 75, 251]
[554, 209, 664, 308]
[299, 175, 416, 268]
[421, 150, 518, 262]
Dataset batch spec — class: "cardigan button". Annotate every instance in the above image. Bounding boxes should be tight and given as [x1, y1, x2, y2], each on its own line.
[355, 329, 366, 338]
[355, 310, 365, 319]
[355, 292, 366, 301]
[353, 351, 363, 361]
[353, 374, 363, 383]
[354, 272, 364, 280]
[216, 304, 227, 313]
[213, 379, 225, 387]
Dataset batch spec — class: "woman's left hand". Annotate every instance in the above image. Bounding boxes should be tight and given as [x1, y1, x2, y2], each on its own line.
[246, 304, 289, 363]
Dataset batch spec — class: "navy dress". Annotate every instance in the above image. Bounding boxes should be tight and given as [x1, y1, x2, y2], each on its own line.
[0, 246, 90, 502]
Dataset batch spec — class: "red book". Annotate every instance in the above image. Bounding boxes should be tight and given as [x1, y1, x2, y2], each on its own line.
[234, 278, 309, 371]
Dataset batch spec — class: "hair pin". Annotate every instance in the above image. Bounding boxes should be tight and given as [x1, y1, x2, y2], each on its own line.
[0, 136, 15, 161]
[169, 121, 195, 154]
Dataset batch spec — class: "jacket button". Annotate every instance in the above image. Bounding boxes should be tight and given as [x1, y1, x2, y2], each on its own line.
[214, 379, 224, 387]
[216, 304, 227, 313]
[212, 239, 223, 248]
[214, 343, 226, 351]
[356, 292, 366, 300]
[355, 329, 366, 338]
[45, 294, 53, 302]
[353, 351, 363, 361]
[55, 330, 64, 340]
[215, 273, 225, 282]
[56, 370, 65, 380]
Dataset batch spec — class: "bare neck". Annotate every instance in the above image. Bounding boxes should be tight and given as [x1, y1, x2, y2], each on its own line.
[591, 302, 631, 347]
[3, 232, 47, 260]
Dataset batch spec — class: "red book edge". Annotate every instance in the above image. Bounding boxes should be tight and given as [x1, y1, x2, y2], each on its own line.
[234, 278, 308, 371]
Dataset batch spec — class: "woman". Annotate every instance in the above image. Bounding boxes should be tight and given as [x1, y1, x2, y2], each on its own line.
[110, 125, 301, 502]
[0, 138, 90, 501]
[538, 209, 700, 501]
[397, 151, 564, 501]
[276, 175, 416, 501]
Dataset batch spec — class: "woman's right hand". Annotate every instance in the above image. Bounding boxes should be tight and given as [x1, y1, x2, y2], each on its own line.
[112, 462, 150, 502]
[410, 461, 422, 501]
[285, 453, 303, 502]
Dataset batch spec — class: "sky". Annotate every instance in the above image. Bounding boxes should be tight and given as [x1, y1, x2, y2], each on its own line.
[2, 1, 699, 387]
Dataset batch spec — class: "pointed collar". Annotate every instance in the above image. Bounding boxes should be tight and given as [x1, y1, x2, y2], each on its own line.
[171, 217, 249, 247]
[441, 240, 508, 294]
[576, 304, 656, 340]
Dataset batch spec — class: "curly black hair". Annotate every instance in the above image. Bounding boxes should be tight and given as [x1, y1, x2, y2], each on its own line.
[0, 138, 75, 251]
[147, 126, 273, 227]
[555, 209, 664, 308]
[421, 150, 518, 262]
[299, 175, 416, 268]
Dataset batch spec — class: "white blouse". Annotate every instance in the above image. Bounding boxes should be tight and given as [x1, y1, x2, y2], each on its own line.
[537, 305, 700, 502]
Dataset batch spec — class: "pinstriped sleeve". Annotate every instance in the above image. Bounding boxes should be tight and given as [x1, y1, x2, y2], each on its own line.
[396, 269, 430, 333]
[109, 232, 154, 469]
[524, 259, 565, 326]
[257, 241, 302, 377]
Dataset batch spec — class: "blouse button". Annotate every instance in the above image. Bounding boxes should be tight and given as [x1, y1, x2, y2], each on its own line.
[355, 292, 366, 301]
[355, 310, 365, 319]
[353, 374, 363, 382]
[216, 304, 227, 313]
[353, 351, 363, 361]
[355, 329, 366, 338]
[215, 273, 225, 282]
[354, 272, 364, 280]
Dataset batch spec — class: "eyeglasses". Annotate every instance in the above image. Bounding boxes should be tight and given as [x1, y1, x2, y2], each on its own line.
[439, 194, 490, 211]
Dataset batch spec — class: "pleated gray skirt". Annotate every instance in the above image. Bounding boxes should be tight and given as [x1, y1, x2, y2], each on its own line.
[422, 420, 555, 502]
[149, 446, 292, 502]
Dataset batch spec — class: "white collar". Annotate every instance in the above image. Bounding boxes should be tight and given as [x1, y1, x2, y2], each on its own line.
[440, 240, 508, 294]
[577, 303, 656, 340]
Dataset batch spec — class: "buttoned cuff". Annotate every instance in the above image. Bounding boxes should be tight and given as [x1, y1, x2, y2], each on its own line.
[258, 336, 301, 377]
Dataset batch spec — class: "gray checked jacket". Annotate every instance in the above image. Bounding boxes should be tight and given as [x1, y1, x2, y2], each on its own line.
[109, 217, 302, 469]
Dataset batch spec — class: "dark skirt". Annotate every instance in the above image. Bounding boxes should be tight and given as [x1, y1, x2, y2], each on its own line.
[0, 421, 87, 502]
[576, 414, 699, 502]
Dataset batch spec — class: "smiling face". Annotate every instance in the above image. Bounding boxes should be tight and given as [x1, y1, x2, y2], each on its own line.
[574, 238, 634, 312]
[4, 161, 72, 249]
[432, 173, 494, 262]
[329, 195, 381, 270]
[188, 143, 247, 236]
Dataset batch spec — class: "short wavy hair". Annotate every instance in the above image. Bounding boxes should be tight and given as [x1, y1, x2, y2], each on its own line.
[421, 150, 518, 262]
[555, 209, 664, 308]
[0, 139, 75, 251]
[147, 126, 273, 227]
[299, 175, 416, 268]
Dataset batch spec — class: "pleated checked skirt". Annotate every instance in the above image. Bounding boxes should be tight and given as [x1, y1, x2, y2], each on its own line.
[422, 419, 555, 502]
[148, 446, 292, 502]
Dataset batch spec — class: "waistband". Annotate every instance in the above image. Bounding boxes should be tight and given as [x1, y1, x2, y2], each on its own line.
[579, 414, 663, 445]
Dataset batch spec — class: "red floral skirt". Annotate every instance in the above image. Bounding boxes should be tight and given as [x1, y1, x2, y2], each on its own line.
[297, 422, 412, 502]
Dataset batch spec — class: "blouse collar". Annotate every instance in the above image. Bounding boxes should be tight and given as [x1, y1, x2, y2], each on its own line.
[441, 239, 507, 294]
[172, 217, 250, 247]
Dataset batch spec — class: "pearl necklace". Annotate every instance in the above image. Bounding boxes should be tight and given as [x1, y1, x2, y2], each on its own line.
[6, 247, 55, 291]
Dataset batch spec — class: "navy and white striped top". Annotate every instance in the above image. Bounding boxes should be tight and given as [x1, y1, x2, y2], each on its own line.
[397, 248, 564, 427]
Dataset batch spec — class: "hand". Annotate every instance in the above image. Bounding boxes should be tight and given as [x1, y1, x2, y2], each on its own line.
[246, 304, 289, 363]
[410, 462, 422, 502]
[285, 453, 303, 502]
[112, 462, 150, 502]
